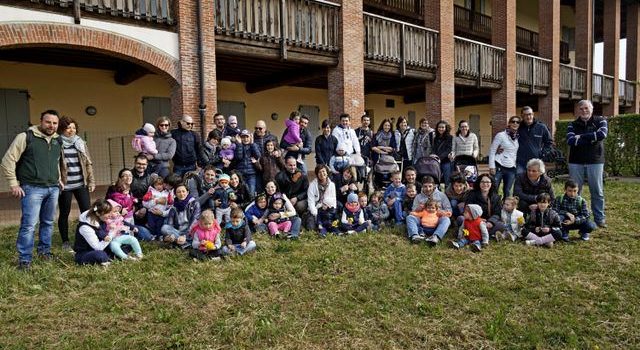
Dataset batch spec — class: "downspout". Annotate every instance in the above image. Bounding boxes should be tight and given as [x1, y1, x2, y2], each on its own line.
[196, 0, 207, 141]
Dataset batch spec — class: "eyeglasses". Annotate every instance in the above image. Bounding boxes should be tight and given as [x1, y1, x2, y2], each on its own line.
[510, 120, 521, 124]
[159, 123, 169, 127]
[185, 122, 194, 126]
[135, 162, 147, 166]
[255, 127, 264, 131]
[480, 181, 492, 184]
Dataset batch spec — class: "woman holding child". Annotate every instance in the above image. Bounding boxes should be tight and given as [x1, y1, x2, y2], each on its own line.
[462, 173, 505, 240]
[307, 165, 338, 235]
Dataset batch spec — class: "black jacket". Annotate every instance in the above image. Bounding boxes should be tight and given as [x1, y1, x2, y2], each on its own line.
[275, 170, 309, 202]
[172, 128, 202, 166]
[464, 190, 502, 223]
[567, 116, 607, 164]
[514, 173, 555, 213]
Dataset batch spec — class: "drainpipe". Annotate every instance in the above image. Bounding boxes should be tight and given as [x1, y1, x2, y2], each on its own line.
[196, 0, 207, 141]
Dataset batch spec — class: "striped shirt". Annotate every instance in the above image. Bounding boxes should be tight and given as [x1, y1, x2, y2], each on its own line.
[63, 146, 84, 191]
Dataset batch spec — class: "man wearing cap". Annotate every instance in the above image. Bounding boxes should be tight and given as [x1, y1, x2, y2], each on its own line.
[234, 129, 261, 196]
[276, 156, 311, 227]
[406, 176, 452, 246]
[2, 109, 61, 270]
[172, 115, 203, 177]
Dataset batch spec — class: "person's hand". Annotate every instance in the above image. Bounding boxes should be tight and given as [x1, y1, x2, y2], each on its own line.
[251, 157, 258, 164]
[321, 204, 328, 210]
[448, 152, 455, 161]
[273, 150, 281, 158]
[541, 227, 550, 233]
[495, 146, 504, 155]
[574, 134, 581, 143]
[241, 241, 247, 249]
[151, 208, 163, 216]
[535, 227, 541, 233]
[341, 185, 349, 193]
[297, 142, 303, 148]
[222, 159, 231, 167]
[208, 188, 215, 195]
[132, 227, 139, 233]
[489, 168, 496, 176]
[269, 213, 281, 221]
[10, 185, 25, 198]
[349, 184, 358, 191]
[215, 199, 222, 207]
[290, 197, 298, 206]
[486, 222, 493, 229]
[104, 235, 112, 243]
[529, 204, 538, 212]
[252, 217, 259, 225]
[387, 198, 396, 206]
[230, 202, 238, 209]
[156, 197, 167, 205]
[88, 184, 95, 193]
[563, 220, 572, 226]
[121, 208, 129, 216]
[229, 244, 236, 251]
[457, 202, 465, 211]
[565, 212, 575, 223]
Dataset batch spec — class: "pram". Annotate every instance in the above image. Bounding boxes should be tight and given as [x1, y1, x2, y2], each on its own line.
[414, 155, 442, 184]
[541, 145, 568, 178]
[452, 155, 478, 186]
[372, 154, 402, 190]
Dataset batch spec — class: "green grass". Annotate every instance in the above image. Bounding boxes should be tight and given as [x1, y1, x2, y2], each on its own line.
[1, 180, 639, 349]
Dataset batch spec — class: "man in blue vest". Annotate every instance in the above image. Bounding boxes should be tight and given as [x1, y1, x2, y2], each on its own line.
[2, 110, 62, 270]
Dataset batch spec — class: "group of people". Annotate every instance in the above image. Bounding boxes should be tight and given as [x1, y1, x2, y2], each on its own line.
[1, 99, 608, 269]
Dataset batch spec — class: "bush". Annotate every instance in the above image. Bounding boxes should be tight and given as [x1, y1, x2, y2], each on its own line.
[556, 114, 640, 176]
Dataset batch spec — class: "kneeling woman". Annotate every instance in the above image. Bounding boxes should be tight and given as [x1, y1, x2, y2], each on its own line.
[74, 199, 115, 265]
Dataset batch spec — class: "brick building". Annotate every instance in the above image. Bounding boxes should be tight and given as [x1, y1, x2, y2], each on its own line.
[0, 0, 638, 189]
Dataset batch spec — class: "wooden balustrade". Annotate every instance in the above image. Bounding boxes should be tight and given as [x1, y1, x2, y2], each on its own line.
[364, 0, 423, 19]
[453, 5, 491, 39]
[592, 73, 614, 103]
[454, 36, 504, 87]
[602, 74, 614, 101]
[516, 52, 550, 94]
[215, 0, 340, 56]
[516, 26, 537, 53]
[559, 64, 587, 99]
[23, 0, 174, 25]
[618, 79, 636, 106]
[363, 13, 438, 76]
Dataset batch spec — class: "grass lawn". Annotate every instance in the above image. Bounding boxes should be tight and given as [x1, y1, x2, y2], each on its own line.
[1, 180, 639, 349]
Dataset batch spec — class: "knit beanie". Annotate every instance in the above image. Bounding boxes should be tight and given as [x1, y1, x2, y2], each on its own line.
[466, 204, 483, 219]
[221, 137, 232, 147]
[143, 123, 155, 134]
[228, 115, 238, 124]
[347, 193, 358, 204]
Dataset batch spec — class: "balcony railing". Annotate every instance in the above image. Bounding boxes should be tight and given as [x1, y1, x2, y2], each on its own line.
[516, 52, 550, 94]
[592, 73, 614, 104]
[364, 0, 423, 20]
[454, 36, 504, 87]
[453, 5, 492, 40]
[619, 79, 636, 106]
[516, 26, 537, 54]
[363, 13, 438, 77]
[559, 64, 587, 99]
[215, 0, 340, 57]
[18, 0, 174, 25]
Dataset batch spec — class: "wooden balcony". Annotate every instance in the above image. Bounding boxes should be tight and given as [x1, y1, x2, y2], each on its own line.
[214, 0, 340, 65]
[516, 52, 550, 95]
[618, 79, 636, 107]
[363, 0, 423, 23]
[559, 64, 587, 100]
[7, 0, 175, 27]
[454, 36, 504, 89]
[363, 12, 438, 80]
[592, 73, 614, 104]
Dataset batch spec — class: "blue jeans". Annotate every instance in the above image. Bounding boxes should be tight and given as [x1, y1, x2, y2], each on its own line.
[290, 216, 302, 238]
[17, 184, 59, 263]
[450, 199, 465, 218]
[222, 241, 257, 256]
[406, 215, 450, 240]
[516, 163, 527, 176]
[494, 164, 516, 198]
[561, 221, 596, 238]
[455, 238, 481, 249]
[568, 163, 605, 224]
[441, 161, 452, 187]
[390, 199, 404, 223]
[243, 174, 257, 197]
[134, 225, 153, 241]
[173, 163, 196, 177]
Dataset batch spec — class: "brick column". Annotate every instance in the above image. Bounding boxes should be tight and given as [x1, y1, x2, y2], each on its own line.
[575, 0, 593, 99]
[538, 0, 561, 135]
[171, 0, 218, 137]
[603, 0, 620, 116]
[327, 0, 364, 125]
[424, 0, 455, 127]
[491, 0, 517, 136]
[627, 2, 640, 114]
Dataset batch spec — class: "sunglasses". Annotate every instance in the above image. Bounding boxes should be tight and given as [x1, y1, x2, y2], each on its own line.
[510, 120, 521, 124]
[185, 122, 194, 126]
[159, 123, 169, 127]
[255, 127, 264, 130]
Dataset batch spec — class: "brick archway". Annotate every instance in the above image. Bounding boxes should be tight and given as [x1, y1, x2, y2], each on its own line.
[0, 22, 179, 84]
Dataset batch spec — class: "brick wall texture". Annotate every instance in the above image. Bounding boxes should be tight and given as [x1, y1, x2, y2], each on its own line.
[491, 0, 516, 136]
[603, 0, 620, 116]
[537, 0, 560, 135]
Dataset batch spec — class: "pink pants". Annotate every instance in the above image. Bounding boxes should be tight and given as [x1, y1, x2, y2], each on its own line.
[268, 221, 292, 236]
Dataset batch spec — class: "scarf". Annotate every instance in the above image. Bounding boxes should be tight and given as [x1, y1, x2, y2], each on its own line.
[505, 127, 519, 141]
[173, 195, 193, 212]
[60, 134, 86, 154]
[375, 131, 392, 147]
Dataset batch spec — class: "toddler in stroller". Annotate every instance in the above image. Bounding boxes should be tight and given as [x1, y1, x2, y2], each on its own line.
[453, 155, 478, 186]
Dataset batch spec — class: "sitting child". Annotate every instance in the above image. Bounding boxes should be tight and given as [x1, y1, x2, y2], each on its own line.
[190, 209, 223, 260]
[402, 183, 418, 221]
[219, 137, 236, 163]
[498, 196, 525, 241]
[383, 171, 407, 224]
[105, 199, 144, 260]
[329, 143, 351, 175]
[142, 176, 173, 239]
[213, 174, 236, 225]
[524, 193, 562, 248]
[445, 174, 469, 219]
[408, 198, 450, 244]
[365, 191, 389, 230]
[340, 193, 371, 235]
[450, 204, 489, 252]
[245, 193, 268, 233]
[554, 179, 597, 242]
[266, 193, 293, 238]
[131, 123, 158, 157]
[223, 208, 257, 256]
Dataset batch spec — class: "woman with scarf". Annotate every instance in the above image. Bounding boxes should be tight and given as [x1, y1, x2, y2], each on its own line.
[488, 115, 520, 198]
[307, 165, 338, 236]
[58, 116, 95, 252]
[371, 119, 397, 164]
[394, 116, 415, 170]
[150, 116, 176, 178]
[161, 183, 201, 248]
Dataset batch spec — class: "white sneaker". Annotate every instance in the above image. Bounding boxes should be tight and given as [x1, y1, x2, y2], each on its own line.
[524, 240, 536, 246]
[425, 235, 440, 246]
[449, 241, 460, 249]
[100, 261, 111, 267]
[347, 230, 356, 235]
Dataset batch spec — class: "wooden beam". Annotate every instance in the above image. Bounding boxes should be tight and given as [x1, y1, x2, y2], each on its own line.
[245, 68, 326, 93]
[366, 80, 426, 95]
[114, 65, 148, 85]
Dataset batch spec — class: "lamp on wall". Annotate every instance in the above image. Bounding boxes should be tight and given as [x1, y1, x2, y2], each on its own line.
[270, 113, 279, 121]
[85, 106, 97, 116]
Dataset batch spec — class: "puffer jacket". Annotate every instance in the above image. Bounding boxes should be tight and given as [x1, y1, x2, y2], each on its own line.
[234, 142, 261, 176]
[514, 173, 555, 212]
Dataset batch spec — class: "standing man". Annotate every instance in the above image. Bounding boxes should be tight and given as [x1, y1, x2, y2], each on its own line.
[516, 106, 553, 175]
[355, 114, 374, 166]
[2, 110, 62, 270]
[567, 100, 608, 228]
[253, 120, 278, 155]
[172, 115, 203, 176]
[210, 113, 226, 142]
[280, 114, 313, 174]
[332, 113, 360, 156]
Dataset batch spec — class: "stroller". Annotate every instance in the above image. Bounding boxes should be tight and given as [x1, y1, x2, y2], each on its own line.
[452, 155, 479, 186]
[372, 154, 402, 190]
[414, 155, 442, 184]
[541, 145, 568, 178]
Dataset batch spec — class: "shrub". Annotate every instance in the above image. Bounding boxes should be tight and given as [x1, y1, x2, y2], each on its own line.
[556, 114, 640, 177]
